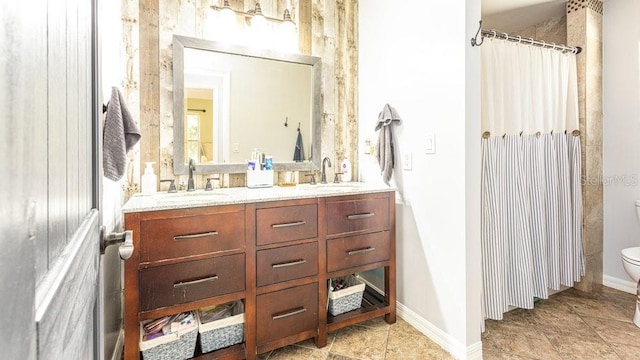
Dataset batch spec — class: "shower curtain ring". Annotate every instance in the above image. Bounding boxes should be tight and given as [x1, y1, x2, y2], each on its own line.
[517, 36, 522, 43]
[491, 30, 497, 38]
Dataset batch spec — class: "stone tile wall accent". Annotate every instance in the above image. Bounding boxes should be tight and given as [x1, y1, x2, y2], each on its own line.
[513, 16, 567, 46]
[568, 0, 603, 15]
[567, 3, 603, 292]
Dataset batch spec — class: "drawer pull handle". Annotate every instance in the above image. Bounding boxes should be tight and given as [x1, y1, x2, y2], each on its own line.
[174, 231, 219, 241]
[173, 275, 219, 288]
[272, 307, 307, 320]
[272, 259, 307, 269]
[272, 220, 306, 228]
[347, 247, 376, 256]
[347, 213, 375, 220]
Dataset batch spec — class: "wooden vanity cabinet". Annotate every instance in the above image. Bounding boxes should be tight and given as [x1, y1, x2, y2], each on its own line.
[123, 191, 395, 360]
[123, 204, 252, 360]
[322, 192, 396, 337]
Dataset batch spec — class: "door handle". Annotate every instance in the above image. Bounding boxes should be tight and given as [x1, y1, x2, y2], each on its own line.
[272, 307, 306, 320]
[173, 275, 219, 288]
[272, 259, 307, 269]
[347, 247, 375, 256]
[100, 226, 134, 260]
[347, 213, 374, 220]
[271, 220, 306, 228]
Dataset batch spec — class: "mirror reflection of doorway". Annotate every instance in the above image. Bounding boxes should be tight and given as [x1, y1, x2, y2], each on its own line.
[185, 112, 206, 163]
[185, 84, 222, 164]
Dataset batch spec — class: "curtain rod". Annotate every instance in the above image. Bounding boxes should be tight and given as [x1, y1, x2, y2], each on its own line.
[470, 20, 582, 55]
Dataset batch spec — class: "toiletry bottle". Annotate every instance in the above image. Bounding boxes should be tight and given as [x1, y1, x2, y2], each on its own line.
[141, 162, 158, 194]
[340, 156, 352, 182]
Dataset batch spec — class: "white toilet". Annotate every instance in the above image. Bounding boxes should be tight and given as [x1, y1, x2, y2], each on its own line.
[621, 200, 640, 327]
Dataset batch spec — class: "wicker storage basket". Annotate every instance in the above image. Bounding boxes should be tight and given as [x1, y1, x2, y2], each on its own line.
[197, 301, 245, 353]
[328, 275, 366, 316]
[139, 313, 197, 360]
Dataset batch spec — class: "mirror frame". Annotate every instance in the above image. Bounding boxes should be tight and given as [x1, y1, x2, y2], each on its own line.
[173, 35, 322, 175]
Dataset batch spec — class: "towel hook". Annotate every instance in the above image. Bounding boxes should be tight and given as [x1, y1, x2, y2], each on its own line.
[284, 116, 288, 127]
[470, 20, 484, 47]
[297, 122, 301, 132]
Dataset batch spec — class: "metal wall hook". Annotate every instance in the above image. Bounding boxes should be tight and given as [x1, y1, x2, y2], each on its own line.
[470, 20, 484, 47]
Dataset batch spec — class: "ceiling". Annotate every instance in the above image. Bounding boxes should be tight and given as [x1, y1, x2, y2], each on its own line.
[482, 0, 567, 33]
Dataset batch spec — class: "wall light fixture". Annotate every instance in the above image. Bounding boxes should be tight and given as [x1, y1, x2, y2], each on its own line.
[211, 1, 296, 27]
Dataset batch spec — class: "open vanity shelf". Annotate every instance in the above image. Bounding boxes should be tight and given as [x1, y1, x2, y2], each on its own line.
[122, 186, 395, 359]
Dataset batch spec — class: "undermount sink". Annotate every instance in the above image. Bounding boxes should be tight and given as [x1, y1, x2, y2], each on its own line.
[156, 190, 229, 203]
[307, 183, 365, 191]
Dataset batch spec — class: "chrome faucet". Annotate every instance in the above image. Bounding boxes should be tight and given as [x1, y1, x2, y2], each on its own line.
[187, 158, 196, 192]
[321, 157, 332, 184]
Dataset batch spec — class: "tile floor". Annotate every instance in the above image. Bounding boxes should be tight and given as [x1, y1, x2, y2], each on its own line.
[258, 287, 640, 360]
[482, 286, 640, 359]
[258, 317, 453, 360]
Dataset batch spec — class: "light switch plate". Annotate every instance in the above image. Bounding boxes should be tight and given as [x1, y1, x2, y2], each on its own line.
[425, 132, 436, 154]
[402, 152, 412, 171]
[232, 143, 240, 153]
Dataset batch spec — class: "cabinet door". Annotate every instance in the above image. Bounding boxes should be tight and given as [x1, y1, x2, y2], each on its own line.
[327, 231, 390, 272]
[256, 283, 318, 344]
[257, 242, 318, 287]
[326, 197, 390, 236]
[139, 254, 245, 311]
[256, 204, 317, 245]
[140, 210, 245, 263]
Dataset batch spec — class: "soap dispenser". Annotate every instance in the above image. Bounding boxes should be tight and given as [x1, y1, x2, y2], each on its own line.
[340, 156, 352, 182]
[141, 162, 157, 194]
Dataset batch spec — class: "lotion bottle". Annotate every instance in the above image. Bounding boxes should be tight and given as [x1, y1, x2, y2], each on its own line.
[340, 156, 352, 182]
[141, 162, 157, 194]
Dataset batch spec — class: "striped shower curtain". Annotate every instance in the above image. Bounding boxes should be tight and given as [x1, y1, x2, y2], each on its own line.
[480, 38, 584, 321]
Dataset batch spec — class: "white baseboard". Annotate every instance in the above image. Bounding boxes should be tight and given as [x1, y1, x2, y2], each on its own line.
[603, 275, 636, 294]
[111, 329, 124, 360]
[356, 277, 482, 359]
[396, 302, 482, 360]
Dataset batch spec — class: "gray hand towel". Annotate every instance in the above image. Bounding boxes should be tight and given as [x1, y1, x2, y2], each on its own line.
[293, 129, 305, 162]
[375, 104, 402, 185]
[103, 87, 141, 181]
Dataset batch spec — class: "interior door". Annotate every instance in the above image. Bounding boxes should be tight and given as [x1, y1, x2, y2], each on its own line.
[0, 0, 102, 358]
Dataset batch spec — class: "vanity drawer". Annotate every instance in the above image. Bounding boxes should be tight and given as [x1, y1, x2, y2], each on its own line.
[256, 204, 317, 245]
[327, 231, 390, 272]
[256, 283, 318, 345]
[140, 210, 245, 263]
[257, 242, 318, 287]
[138, 254, 245, 312]
[326, 197, 390, 236]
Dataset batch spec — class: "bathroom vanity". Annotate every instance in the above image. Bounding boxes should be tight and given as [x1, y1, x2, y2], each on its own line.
[122, 183, 396, 359]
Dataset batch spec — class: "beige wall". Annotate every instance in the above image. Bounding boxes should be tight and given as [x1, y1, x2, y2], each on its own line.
[124, 0, 358, 192]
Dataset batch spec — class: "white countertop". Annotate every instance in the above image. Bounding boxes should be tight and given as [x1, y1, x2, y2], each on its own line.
[122, 182, 395, 213]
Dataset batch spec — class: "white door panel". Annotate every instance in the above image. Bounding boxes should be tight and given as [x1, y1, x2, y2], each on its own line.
[1, 0, 102, 358]
[35, 211, 100, 359]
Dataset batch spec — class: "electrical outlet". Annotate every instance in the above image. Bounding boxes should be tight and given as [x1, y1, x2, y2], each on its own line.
[402, 152, 412, 171]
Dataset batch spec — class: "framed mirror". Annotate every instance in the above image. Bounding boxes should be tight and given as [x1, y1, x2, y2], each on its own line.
[173, 35, 322, 175]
